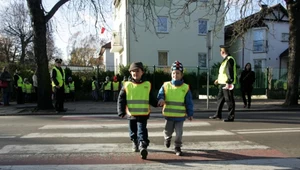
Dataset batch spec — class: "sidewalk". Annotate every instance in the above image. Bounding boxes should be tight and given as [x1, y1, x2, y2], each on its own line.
[0, 99, 300, 116]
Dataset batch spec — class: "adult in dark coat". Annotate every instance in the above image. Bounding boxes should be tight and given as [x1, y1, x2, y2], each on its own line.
[14, 69, 24, 104]
[0, 67, 12, 106]
[239, 63, 255, 108]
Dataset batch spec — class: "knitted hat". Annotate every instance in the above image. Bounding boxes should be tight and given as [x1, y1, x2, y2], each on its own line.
[129, 62, 144, 72]
[171, 61, 183, 72]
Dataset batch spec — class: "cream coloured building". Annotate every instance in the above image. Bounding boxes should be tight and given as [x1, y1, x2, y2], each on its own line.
[111, 0, 225, 73]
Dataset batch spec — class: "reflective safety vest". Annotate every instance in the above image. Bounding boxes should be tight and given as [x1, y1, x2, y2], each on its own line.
[16, 75, 23, 87]
[52, 67, 65, 87]
[124, 81, 151, 116]
[217, 56, 237, 84]
[113, 81, 119, 91]
[22, 83, 26, 93]
[92, 81, 96, 90]
[25, 83, 32, 94]
[104, 81, 112, 90]
[162, 82, 188, 117]
[69, 81, 75, 91]
[122, 80, 126, 87]
[64, 85, 70, 93]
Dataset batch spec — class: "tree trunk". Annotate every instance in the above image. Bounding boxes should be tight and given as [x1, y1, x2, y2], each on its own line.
[20, 36, 26, 64]
[284, 2, 300, 106]
[27, 0, 53, 110]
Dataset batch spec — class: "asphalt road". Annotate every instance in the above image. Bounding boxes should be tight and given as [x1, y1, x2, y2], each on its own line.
[0, 111, 299, 169]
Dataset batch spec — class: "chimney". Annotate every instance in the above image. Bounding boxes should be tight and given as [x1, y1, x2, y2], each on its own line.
[260, 4, 268, 10]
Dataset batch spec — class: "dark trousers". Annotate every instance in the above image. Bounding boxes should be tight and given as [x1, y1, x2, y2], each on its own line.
[16, 87, 24, 104]
[128, 119, 149, 148]
[54, 86, 65, 111]
[241, 88, 252, 107]
[3, 91, 10, 105]
[103, 90, 110, 102]
[216, 85, 235, 119]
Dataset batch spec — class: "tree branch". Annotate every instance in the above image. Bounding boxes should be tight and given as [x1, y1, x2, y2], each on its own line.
[45, 0, 70, 23]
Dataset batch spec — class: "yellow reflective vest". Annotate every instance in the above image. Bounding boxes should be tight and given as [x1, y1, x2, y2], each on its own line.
[124, 81, 151, 116]
[64, 85, 70, 93]
[69, 81, 75, 91]
[104, 81, 112, 90]
[92, 81, 96, 90]
[25, 83, 32, 94]
[113, 81, 119, 91]
[162, 82, 188, 117]
[52, 67, 65, 87]
[217, 56, 237, 84]
[16, 75, 23, 87]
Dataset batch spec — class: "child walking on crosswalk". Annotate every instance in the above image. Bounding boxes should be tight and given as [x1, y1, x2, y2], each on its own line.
[117, 62, 158, 159]
[157, 61, 194, 156]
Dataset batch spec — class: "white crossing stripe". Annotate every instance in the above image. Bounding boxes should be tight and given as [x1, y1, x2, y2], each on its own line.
[232, 128, 300, 134]
[39, 122, 210, 129]
[21, 130, 234, 138]
[0, 135, 16, 139]
[0, 141, 269, 154]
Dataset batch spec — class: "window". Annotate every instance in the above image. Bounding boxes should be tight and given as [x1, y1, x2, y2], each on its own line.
[253, 29, 267, 52]
[157, 16, 168, 33]
[158, 51, 168, 66]
[198, 53, 207, 67]
[282, 33, 289, 42]
[198, 19, 208, 35]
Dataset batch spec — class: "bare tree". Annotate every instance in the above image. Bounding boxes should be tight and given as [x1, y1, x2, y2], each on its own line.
[283, 0, 300, 106]
[0, 37, 17, 63]
[0, 1, 33, 64]
[26, 0, 110, 110]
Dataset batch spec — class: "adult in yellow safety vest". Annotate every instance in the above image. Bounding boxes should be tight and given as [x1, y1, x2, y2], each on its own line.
[13, 69, 24, 104]
[91, 76, 99, 101]
[51, 58, 66, 113]
[23, 78, 33, 103]
[209, 45, 237, 122]
[117, 62, 158, 160]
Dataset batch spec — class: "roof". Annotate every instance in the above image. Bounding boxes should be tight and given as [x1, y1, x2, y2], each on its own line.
[279, 48, 289, 58]
[99, 42, 111, 56]
[225, 3, 288, 40]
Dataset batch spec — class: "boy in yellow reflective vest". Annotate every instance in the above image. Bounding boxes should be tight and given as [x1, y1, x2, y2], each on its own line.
[157, 61, 193, 156]
[13, 69, 24, 104]
[102, 76, 112, 102]
[23, 78, 33, 103]
[68, 77, 75, 102]
[117, 62, 158, 160]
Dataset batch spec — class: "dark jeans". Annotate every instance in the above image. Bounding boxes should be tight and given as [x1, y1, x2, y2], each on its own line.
[3, 91, 10, 105]
[128, 119, 149, 148]
[103, 90, 110, 102]
[16, 87, 24, 104]
[54, 86, 65, 111]
[241, 88, 252, 107]
[216, 85, 235, 119]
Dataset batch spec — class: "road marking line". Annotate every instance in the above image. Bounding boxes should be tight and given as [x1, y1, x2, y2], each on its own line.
[236, 129, 300, 134]
[21, 130, 234, 138]
[232, 127, 300, 132]
[0, 141, 269, 154]
[0, 135, 16, 139]
[39, 122, 210, 129]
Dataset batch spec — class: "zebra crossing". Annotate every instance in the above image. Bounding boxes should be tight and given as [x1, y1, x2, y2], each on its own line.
[0, 119, 299, 169]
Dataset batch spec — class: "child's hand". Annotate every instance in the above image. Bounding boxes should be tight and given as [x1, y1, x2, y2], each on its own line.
[188, 116, 193, 121]
[157, 99, 165, 107]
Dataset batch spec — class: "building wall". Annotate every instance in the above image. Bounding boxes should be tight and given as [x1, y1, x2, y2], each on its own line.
[112, 0, 225, 71]
[103, 49, 115, 71]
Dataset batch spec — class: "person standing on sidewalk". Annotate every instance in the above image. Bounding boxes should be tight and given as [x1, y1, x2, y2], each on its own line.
[240, 63, 255, 108]
[32, 69, 38, 101]
[0, 66, 12, 106]
[117, 62, 158, 160]
[209, 45, 237, 122]
[51, 58, 66, 113]
[112, 76, 120, 102]
[14, 69, 24, 104]
[157, 61, 193, 156]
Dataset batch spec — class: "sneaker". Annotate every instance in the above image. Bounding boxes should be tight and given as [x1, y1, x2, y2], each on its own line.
[140, 148, 148, 159]
[164, 140, 171, 148]
[131, 140, 138, 152]
[175, 147, 182, 156]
